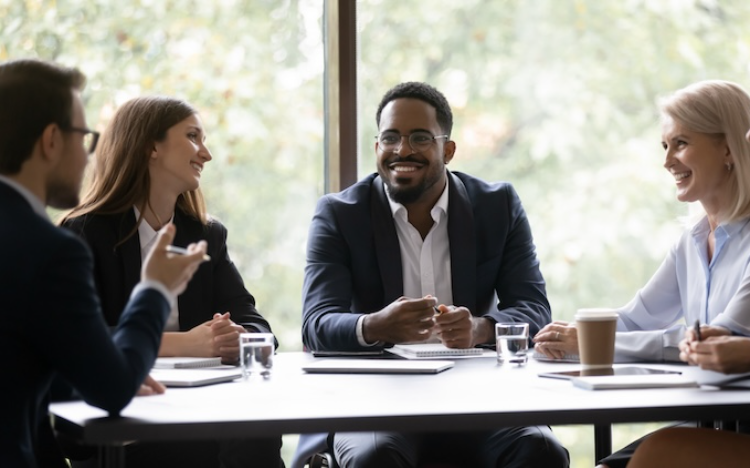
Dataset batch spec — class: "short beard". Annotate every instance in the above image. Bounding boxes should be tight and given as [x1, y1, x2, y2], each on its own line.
[378, 155, 445, 205]
[384, 176, 429, 205]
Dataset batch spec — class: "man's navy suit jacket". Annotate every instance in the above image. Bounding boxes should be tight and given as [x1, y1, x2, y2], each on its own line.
[0, 181, 169, 468]
[294, 171, 551, 467]
[63, 210, 273, 335]
[302, 170, 551, 351]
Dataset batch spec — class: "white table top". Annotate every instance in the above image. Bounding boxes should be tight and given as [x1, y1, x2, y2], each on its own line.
[50, 352, 750, 444]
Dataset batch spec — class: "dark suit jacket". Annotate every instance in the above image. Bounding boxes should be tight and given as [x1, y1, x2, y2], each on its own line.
[0, 180, 169, 468]
[293, 171, 552, 467]
[63, 210, 273, 335]
[301, 171, 551, 351]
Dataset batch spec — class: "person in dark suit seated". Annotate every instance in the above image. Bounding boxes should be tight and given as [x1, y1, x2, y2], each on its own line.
[295, 82, 569, 468]
[60, 96, 284, 468]
[0, 58, 207, 468]
[628, 330, 750, 467]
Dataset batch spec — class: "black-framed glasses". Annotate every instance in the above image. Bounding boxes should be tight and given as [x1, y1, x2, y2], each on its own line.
[63, 126, 100, 154]
[375, 130, 449, 153]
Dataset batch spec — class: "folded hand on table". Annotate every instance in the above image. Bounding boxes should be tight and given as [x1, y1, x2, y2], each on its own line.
[679, 326, 750, 374]
[533, 321, 579, 360]
[363, 296, 438, 344]
[210, 312, 248, 364]
[161, 312, 245, 363]
[434, 305, 492, 348]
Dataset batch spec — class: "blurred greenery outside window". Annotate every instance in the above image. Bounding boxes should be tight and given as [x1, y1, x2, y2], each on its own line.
[357, 0, 750, 322]
[2, 0, 325, 351]
[4, 0, 750, 465]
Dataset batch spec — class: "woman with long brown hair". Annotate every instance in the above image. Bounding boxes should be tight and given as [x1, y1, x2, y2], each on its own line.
[62, 96, 283, 468]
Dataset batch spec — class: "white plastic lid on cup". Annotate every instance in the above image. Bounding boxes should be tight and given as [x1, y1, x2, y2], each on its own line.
[574, 308, 619, 321]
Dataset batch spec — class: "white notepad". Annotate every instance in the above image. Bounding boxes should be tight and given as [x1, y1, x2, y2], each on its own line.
[153, 357, 223, 369]
[302, 359, 454, 374]
[389, 344, 484, 359]
[149, 368, 243, 387]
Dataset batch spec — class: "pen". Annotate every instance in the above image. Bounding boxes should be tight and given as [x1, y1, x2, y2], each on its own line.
[693, 319, 702, 342]
[433, 306, 442, 315]
[166, 245, 211, 262]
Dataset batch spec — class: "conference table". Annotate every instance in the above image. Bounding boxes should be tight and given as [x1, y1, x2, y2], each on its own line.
[50, 352, 750, 468]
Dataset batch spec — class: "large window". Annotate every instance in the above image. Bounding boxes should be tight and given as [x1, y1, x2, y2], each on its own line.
[357, 0, 750, 319]
[355, 0, 750, 463]
[5, 0, 750, 465]
[1, 0, 325, 350]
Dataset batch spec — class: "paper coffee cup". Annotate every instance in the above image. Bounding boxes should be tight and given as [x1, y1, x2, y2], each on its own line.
[575, 308, 618, 370]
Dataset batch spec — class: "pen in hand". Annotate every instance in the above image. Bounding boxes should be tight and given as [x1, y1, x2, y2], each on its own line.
[693, 319, 702, 342]
[166, 245, 211, 262]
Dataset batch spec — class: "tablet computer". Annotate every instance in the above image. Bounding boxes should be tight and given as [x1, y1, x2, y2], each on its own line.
[539, 366, 682, 380]
[572, 373, 698, 390]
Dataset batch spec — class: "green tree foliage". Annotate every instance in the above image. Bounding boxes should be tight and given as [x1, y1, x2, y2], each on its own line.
[7, 0, 748, 351]
[358, 0, 750, 319]
[1, 0, 325, 350]
[4, 1, 750, 464]
[355, 2, 750, 463]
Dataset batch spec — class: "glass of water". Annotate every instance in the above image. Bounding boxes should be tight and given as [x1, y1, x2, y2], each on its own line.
[495, 323, 529, 366]
[239, 333, 275, 380]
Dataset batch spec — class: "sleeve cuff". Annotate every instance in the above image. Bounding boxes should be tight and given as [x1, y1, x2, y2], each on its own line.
[356, 315, 381, 347]
[133, 280, 175, 309]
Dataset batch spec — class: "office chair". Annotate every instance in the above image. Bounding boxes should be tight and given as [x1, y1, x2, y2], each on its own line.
[307, 452, 335, 468]
[306, 451, 462, 468]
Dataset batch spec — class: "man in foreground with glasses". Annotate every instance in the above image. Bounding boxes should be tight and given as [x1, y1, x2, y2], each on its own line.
[0, 58, 208, 468]
[298, 82, 569, 467]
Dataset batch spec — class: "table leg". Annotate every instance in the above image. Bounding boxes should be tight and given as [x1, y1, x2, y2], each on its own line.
[594, 423, 612, 462]
[718, 420, 738, 432]
[97, 444, 125, 468]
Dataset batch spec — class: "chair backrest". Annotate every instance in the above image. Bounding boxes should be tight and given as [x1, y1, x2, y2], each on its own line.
[307, 452, 461, 468]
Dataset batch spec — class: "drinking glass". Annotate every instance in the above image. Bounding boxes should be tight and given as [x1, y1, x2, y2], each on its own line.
[495, 323, 529, 366]
[239, 333, 274, 380]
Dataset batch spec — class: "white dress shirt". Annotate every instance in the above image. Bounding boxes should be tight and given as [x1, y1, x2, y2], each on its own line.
[615, 216, 750, 361]
[357, 181, 452, 346]
[388, 183, 453, 307]
[134, 206, 179, 330]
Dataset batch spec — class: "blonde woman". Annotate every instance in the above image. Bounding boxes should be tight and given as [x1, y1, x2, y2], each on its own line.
[535, 80, 750, 363]
[535, 81, 750, 468]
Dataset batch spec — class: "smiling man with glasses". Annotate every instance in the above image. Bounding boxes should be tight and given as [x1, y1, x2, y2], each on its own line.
[298, 82, 569, 468]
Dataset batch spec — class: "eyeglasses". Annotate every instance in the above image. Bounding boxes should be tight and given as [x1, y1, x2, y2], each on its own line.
[63, 126, 100, 154]
[375, 130, 449, 153]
